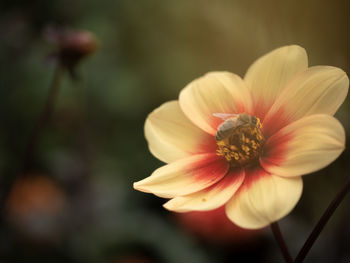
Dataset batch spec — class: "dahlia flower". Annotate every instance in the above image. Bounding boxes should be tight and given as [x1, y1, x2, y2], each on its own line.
[134, 45, 348, 229]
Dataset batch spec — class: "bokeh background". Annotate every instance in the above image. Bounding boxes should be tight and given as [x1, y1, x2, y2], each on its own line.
[0, 0, 350, 262]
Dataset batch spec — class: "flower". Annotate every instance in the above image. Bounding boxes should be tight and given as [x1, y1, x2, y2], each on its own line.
[134, 45, 348, 229]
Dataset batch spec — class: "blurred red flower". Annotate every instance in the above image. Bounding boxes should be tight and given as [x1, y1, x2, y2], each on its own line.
[174, 206, 263, 244]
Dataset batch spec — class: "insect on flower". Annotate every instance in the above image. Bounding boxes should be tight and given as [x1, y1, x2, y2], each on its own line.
[134, 45, 348, 229]
[214, 113, 258, 141]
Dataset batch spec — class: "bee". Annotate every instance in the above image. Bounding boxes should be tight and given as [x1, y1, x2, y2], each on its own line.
[214, 113, 258, 141]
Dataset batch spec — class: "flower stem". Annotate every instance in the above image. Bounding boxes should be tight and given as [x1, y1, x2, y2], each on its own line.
[0, 64, 65, 220]
[270, 222, 293, 263]
[21, 65, 64, 171]
[294, 177, 350, 263]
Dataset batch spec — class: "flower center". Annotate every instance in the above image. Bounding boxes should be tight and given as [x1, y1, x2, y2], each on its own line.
[215, 113, 265, 167]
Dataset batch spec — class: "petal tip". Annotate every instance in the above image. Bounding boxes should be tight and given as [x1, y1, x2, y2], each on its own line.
[283, 44, 308, 64]
[133, 180, 148, 192]
[163, 200, 189, 213]
[162, 201, 174, 211]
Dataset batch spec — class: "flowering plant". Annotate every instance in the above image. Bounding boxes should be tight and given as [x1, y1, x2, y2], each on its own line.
[134, 45, 349, 262]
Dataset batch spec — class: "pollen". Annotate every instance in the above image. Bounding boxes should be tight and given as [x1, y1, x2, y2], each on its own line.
[215, 113, 265, 167]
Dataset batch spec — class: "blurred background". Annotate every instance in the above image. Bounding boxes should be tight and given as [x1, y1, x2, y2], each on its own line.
[0, 0, 350, 262]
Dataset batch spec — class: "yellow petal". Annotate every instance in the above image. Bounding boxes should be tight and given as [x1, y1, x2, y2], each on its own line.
[263, 66, 349, 137]
[225, 169, 303, 229]
[145, 101, 216, 163]
[244, 45, 308, 119]
[163, 168, 245, 212]
[133, 153, 228, 198]
[179, 72, 253, 135]
[261, 114, 345, 177]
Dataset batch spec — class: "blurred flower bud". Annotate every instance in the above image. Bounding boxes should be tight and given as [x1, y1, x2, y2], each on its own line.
[59, 30, 97, 57]
[45, 26, 98, 77]
[174, 206, 263, 245]
[5, 174, 67, 243]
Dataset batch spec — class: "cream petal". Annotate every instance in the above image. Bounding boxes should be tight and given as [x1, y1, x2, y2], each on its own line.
[145, 101, 216, 163]
[261, 114, 345, 177]
[244, 45, 308, 119]
[225, 168, 303, 229]
[179, 72, 253, 135]
[163, 168, 245, 212]
[263, 66, 349, 137]
[133, 153, 229, 198]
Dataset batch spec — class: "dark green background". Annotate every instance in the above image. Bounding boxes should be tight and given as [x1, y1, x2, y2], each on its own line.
[0, 0, 349, 262]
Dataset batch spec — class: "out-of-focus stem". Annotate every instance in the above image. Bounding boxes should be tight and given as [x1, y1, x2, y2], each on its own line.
[21, 65, 64, 171]
[270, 222, 293, 263]
[0, 65, 64, 218]
[294, 178, 350, 263]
